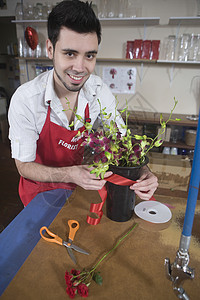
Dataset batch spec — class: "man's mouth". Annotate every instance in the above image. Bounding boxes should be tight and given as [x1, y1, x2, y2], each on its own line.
[68, 73, 86, 84]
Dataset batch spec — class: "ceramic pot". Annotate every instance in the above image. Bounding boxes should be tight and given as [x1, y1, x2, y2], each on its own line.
[106, 157, 149, 222]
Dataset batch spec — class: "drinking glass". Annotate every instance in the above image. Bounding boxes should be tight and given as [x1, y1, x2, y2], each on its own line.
[15, 2, 24, 20]
[107, 0, 117, 17]
[177, 34, 190, 61]
[196, 34, 200, 61]
[188, 34, 199, 61]
[118, 0, 128, 18]
[24, 4, 34, 20]
[165, 35, 176, 61]
[98, 0, 108, 18]
[34, 3, 43, 20]
[18, 38, 24, 57]
[126, 1, 136, 18]
[196, 0, 200, 16]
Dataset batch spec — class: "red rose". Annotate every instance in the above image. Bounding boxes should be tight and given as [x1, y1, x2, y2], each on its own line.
[65, 271, 73, 286]
[71, 269, 81, 277]
[77, 283, 89, 298]
[66, 287, 77, 299]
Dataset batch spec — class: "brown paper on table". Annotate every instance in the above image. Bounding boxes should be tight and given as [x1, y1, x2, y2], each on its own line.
[2, 187, 200, 300]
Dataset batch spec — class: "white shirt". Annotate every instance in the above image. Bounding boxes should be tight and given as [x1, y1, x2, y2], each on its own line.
[8, 69, 125, 162]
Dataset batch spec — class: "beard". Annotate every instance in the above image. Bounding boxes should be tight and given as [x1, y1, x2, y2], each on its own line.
[54, 67, 88, 93]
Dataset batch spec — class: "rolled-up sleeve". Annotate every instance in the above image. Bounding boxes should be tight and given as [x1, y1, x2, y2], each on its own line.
[8, 89, 39, 162]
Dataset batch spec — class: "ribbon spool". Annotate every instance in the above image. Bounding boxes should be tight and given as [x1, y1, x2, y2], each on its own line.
[25, 26, 38, 50]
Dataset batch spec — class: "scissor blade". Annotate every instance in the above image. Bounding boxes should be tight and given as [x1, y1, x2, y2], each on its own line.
[67, 247, 77, 264]
[71, 244, 90, 255]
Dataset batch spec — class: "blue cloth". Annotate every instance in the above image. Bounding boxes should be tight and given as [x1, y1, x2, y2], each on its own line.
[0, 189, 72, 296]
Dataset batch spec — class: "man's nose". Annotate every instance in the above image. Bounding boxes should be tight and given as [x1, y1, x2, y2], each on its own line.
[73, 56, 85, 72]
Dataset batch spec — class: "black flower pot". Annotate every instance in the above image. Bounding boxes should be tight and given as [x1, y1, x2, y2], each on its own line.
[106, 157, 149, 222]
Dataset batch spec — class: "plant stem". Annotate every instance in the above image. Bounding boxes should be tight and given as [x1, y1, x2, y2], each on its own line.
[90, 223, 138, 274]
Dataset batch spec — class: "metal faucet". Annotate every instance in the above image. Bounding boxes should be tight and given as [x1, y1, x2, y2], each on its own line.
[165, 235, 195, 300]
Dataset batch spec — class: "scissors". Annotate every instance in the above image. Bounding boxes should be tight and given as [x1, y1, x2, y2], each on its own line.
[40, 220, 89, 264]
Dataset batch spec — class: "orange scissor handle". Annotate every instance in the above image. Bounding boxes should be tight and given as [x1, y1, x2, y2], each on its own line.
[40, 226, 63, 246]
[68, 220, 79, 242]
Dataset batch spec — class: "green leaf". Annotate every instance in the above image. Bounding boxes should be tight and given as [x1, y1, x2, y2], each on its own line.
[105, 151, 112, 160]
[76, 114, 82, 121]
[120, 107, 127, 113]
[134, 134, 143, 140]
[69, 121, 74, 127]
[154, 139, 163, 147]
[93, 272, 103, 286]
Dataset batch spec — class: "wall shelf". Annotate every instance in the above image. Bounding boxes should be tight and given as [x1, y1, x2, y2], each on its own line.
[168, 17, 200, 25]
[97, 58, 200, 65]
[124, 111, 198, 127]
[157, 60, 200, 65]
[97, 58, 157, 64]
[15, 57, 200, 66]
[99, 17, 160, 26]
[12, 19, 47, 23]
[12, 17, 160, 26]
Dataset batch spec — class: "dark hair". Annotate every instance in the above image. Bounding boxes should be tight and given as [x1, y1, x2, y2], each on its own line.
[48, 0, 101, 48]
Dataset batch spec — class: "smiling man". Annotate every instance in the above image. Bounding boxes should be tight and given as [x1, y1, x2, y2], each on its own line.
[8, 0, 158, 206]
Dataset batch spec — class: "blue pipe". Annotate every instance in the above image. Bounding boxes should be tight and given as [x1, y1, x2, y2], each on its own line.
[182, 110, 200, 237]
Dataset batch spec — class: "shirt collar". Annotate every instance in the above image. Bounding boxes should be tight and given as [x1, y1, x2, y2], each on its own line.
[44, 68, 58, 106]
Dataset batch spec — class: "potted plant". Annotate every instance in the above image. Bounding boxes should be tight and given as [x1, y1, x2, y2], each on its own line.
[67, 97, 179, 222]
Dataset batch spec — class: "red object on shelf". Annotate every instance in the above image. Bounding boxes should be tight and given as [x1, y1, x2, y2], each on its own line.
[25, 26, 38, 50]
[133, 39, 143, 59]
[150, 40, 160, 60]
[141, 40, 151, 59]
[126, 41, 134, 59]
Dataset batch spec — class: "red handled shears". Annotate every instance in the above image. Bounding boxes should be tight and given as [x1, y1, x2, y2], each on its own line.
[40, 220, 89, 264]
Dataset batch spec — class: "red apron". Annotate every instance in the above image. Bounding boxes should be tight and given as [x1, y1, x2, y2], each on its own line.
[19, 102, 90, 206]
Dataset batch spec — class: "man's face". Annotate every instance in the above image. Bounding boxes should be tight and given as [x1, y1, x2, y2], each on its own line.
[47, 27, 98, 93]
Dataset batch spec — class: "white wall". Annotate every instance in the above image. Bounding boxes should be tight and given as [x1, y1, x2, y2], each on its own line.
[6, 0, 200, 115]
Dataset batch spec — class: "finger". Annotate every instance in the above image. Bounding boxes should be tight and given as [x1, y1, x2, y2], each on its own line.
[130, 181, 157, 191]
[82, 179, 107, 190]
[104, 171, 113, 178]
[134, 190, 154, 201]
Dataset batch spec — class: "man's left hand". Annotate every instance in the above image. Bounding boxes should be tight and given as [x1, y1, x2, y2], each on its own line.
[130, 167, 158, 200]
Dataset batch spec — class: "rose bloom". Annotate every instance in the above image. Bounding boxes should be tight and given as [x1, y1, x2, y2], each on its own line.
[65, 271, 73, 287]
[77, 283, 89, 297]
[66, 286, 77, 299]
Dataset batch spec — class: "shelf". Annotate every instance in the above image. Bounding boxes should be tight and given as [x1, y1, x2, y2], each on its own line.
[97, 58, 157, 64]
[12, 17, 160, 26]
[124, 111, 198, 127]
[162, 141, 194, 150]
[97, 58, 200, 65]
[16, 57, 51, 61]
[99, 17, 160, 26]
[12, 19, 47, 23]
[11, 16, 200, 27]
[168, 17, 200, 25]
[157, 60, 200, 65]
[15, 56, 200, 66]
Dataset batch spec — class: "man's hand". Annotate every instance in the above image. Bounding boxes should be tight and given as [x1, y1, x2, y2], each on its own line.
[15, 160, 112, 191]
[69, 165, 112, 190]
[130, 166, 158, 200]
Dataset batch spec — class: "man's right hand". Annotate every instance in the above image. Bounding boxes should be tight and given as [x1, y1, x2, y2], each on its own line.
[68, 165, 112, 190]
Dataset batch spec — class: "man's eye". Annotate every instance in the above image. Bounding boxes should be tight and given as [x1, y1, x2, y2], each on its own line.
[65, 52, 74, 57]
[87, 54, 96, 60]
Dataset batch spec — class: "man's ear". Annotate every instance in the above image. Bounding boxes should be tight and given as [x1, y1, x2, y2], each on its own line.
[46, 39, 54, 59]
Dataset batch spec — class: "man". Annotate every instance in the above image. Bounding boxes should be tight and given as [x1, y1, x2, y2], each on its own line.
[8, 0, 158, 206]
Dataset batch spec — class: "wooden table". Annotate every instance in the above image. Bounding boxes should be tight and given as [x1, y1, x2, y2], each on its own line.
[1, 187, 200, 300]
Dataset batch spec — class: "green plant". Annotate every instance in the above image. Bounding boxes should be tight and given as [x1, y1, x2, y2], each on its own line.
[66, 97, 180, 179]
